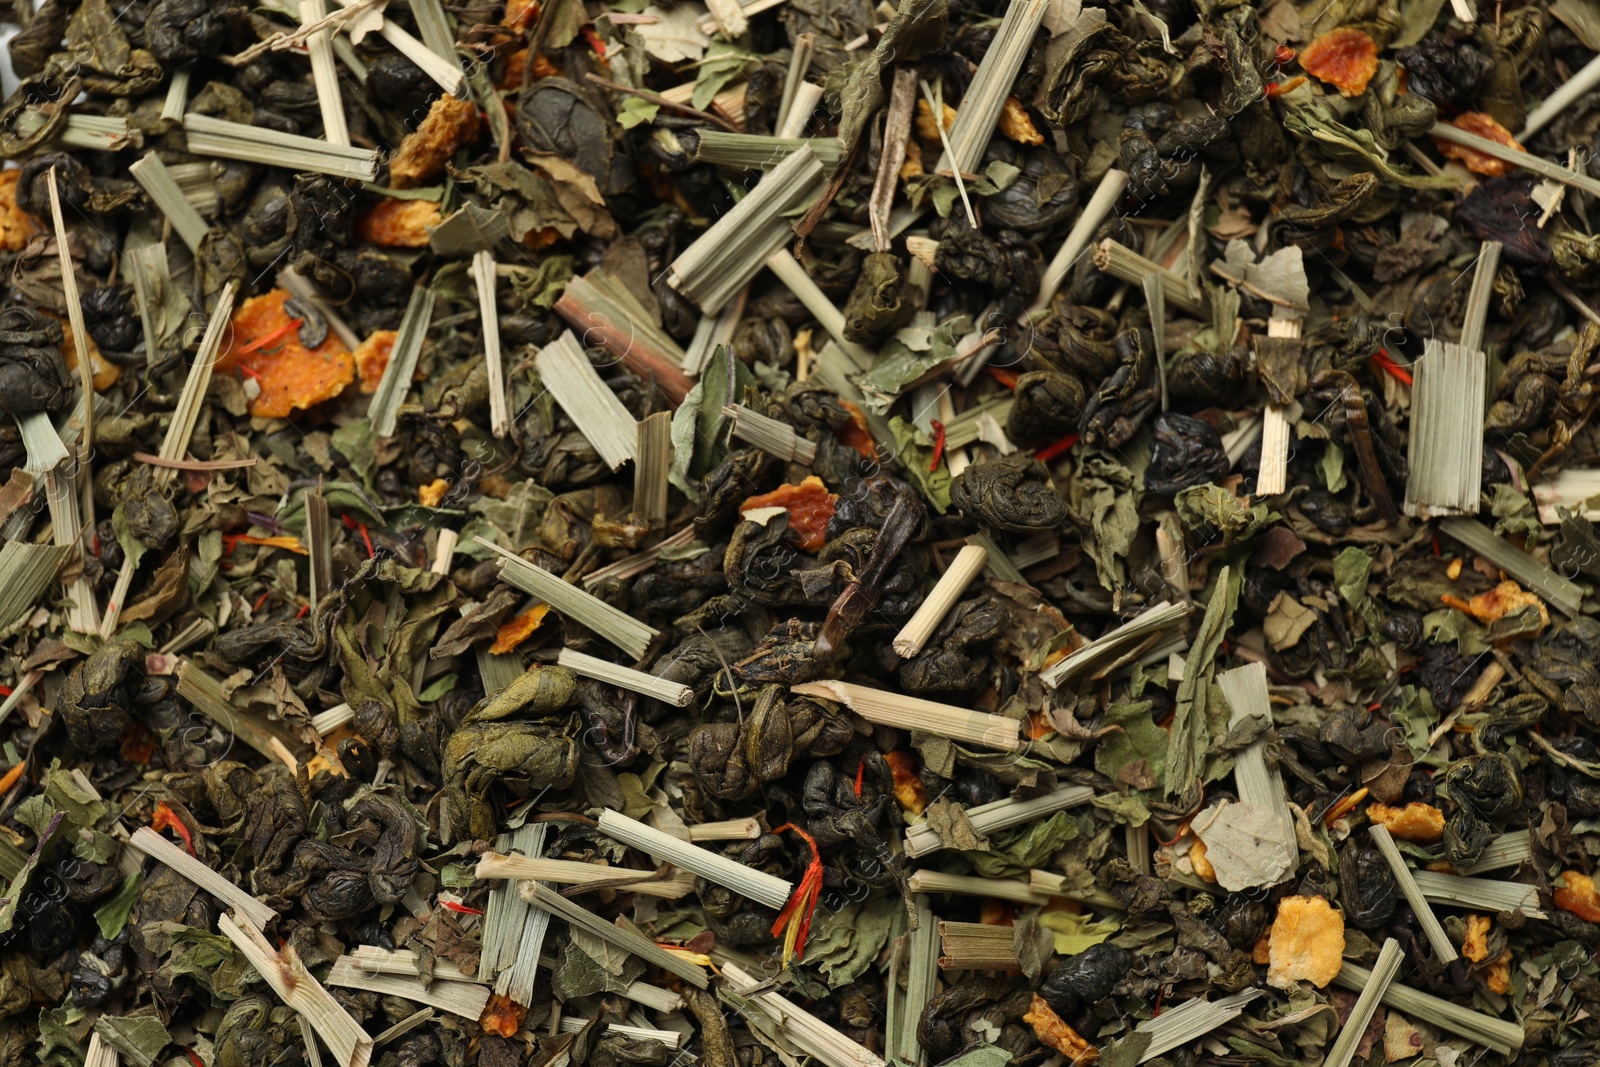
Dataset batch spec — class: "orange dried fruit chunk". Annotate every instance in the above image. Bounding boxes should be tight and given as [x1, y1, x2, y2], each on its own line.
[390, 95, 483, 189]
[1299, 27, 1379, 97]
[418, 478, 449, 508]
[1190, 838, 1216, 881]
[355, 330, 398, 394]
[490, 603, 551, 654]
[1440, 579, 1548, 628]
[999, 96, 1044, 145]
[54, 313, 120, 392]
[1462, 914, 1491, 962]
[1486, 948, 1512, 994]
[1023, 995, 1099, 1065]
[1434, 113, 1523, 177]
[217, 289, 355, 418]
[1555, 870, 1600, 922]
[740, 476, 837, 553]
[480, 993, 525, 1038]
[915, 98, 956, 141]
[884, 750, 928, 815]
[356, 198, 443, 247]
[1367, 800, 1446, 843]
[836, 400, 877, 458]
[0, 170, 39, 251]
[1267, 894, 1345, 988]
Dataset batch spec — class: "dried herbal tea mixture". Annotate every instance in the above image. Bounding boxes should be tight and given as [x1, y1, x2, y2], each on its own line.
[10, 1, 1600, 1066]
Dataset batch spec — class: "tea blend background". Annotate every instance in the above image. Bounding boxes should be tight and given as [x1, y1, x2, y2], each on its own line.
[5, 0, 1600, 1065]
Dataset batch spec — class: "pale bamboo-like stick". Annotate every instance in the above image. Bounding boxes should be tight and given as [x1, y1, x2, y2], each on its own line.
[556, 649, 694, 706]
[1134, 989, 1263, 1062]
[1450, 0, 1475, 23]
[312, 702, 354, 736]
[1210, 662, 1297, 887]
[368, 287, 435, 438]
[725, 403, 817, 464]
[790, 680, 1021, 752]
[470, 250, 509, 437]
[128, 827, 277, 928]
[776, 82, 823, 140]
[1430, 121, 1600, 196]
[373, 1009, 433, 1048]
[765, 252, 876, 369]
[775, 33, 814, 134]
[537, 331, 638, 470]
[1411, 870, 1544, 917]
[46, 168, 94, 490]
[1256, 313, 1301, 497]
[1038, 600, 1190, 689]
[1370, 824, 1457, 963]
[1029, 169, 1129, 318]
[524, 883, 709, 988]
[85, 1032, 118, 1067]
[1333, 962, 1522, 1054]
[431, 528, 458, 575]
[1326, 938, 1403, 1067]
[722, 962, 886, 1067]
[558, 1018, 685, 1048]
[331, 0, 466, 95]
[635, 412, 672, 531]
[687, 818, 762, 841]
[1095, 239, 1209, 316]
[300, 0, 349, 145]
[1522, 54, 1600, 139]
[476, 853, 697, 898]
[1439, 517, 1583, 615]
[350, 947, 480, 983]
[220, 915, 373, 1067]
[597, 810, 793, 909]
[582, 527, 699, 590]
[327, 957, 489, 1019]
[921, 79, 974, 228]
[306, 486, 331, 608]
[894, 545, 987, 658]
[183, 115, 379, 181]
[937, 921, 1017, 969]
[907, 870, 1053, 905]
[904, 785, 1097, 858]
[1457, 831, 1532, 875]
[128, 154, 209, 251]
[476, 536, 660, 659]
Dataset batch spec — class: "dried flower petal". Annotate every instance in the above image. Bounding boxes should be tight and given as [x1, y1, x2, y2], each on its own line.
[1267, 895, 1345, 988]
[1299, 28, 1380, 97]
[1439, 579, 1548, 627]
[1434, 112, 1525, 177]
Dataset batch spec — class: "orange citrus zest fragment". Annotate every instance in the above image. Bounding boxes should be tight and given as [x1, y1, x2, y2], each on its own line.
[999, 96, 1044, 145]
[1486, 948, 1512, 994]
[1434, 112, 1525, 176]
[490, 603, 551, 654]
[0, 761, 24, 795]
[1367, 800, 1445, 843]
[1462, 914, 1491, 962]
[1190, 839, 1216, 881]
[479, 993, 525, 1038]
[1023, 995, 1100, 1065]
[357, 198, 444, 247]
[1299, 27, 1379, 97]
[1267, 895, 1345, 988]
[355, 330, 398, 394]
[883, 750, 927, 815]
[217, 290, 355, 418]
[835, 400, 877, 458]
[419, 479, 450, 508]
[740, 476, 837, 553]
[1323, 786, 1369, 826]
[1555, 870, 1600, 922]
[1440, 580, 1548, 627]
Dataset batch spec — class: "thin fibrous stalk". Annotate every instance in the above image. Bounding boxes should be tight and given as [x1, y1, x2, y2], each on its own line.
[634, 412, 672, 532]
[1326, 939, 1403, 1067]
[556, 649, 693, 707]
[1438, 517, 1583, 616]
[176, 660, 307, 764]
[587, 73, 740, 133]
[1134, 989, 1263, 1062]
[870, 71, 917, 252]
[775, 33, 815, 134]
[904, 785, 1096, 858]
[219, 914, 373, 1067]
[1430, 121, 1600, 196]
[476, 853, 697, 899]
[581, 527, 699, 591]
[327, 958, 489, 1019]
[229, 0, 382, 64]
[1334, 961, 1523, 1054]
[721, 963, 886, 1067]
[306, 486, 331, 609]
[668, 145, 824, 315]
[937, 921, 1017, 969]
[1522, 53, 1600, 139]
[906, 871, 1052, 905]
[899, 896, 938, 1066]
[368, 287, 435, 438]
[1403, 339, 1485, 518]
[373, 1010, 433, 1048]
[1458, 831, 1532, 876]
[472, 250, 509, 436]
[686, 818, 761, 841]
[765, 253, 877, 368]
[1410, 870, 1544, 917]
[162, 68, 191, 123]
[408, 0, 456, 64]
[1214, 662, 1297, 884]
[128, 827, 278, 928]
[554, 271, 694, 407]
[128, 153, 209, 252]
[776, 82, 823, 140]
[46, 169, 93, 475]
[1038, 600, 1190, 689]
[557, 1018, 684, 1048]
[920, 79, 974, 228]
[349, 947, 479, 983]
[537, 330, 638, 470]
[937, 0, 1048, 178]
[724, 404, 817, 464]
[894, 544, 987, 657]
[1256, 312, 1301, 497]
[183, 114, 379, 180]
[1370, 824, 1457, 963]
[596, 810, 794, 909]
[0, 542, 69, 635]
[694, 133, 844, 170]
[476, 536, 660, 659]
[1095, 239, 1209, 316]
[524, 883, 710, 988]
[1029, 169, 1129, 318]
[1460, 241, 1502, 356]
[332, 0, 465, 95]
[790, 680, 1021, 752]
[301, 0, 350, 146]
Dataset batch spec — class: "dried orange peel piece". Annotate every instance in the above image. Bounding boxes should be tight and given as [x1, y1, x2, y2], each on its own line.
[355, 330, 398, 394]
[490, 603, 551, 654]
[0, 170, 39, 252]
[357, 198, 444, 247]
[1299, 27, 1379, 97]
[480, 993, 524, 1038]
[217, 289, 355, 418]
[835, 400, 877, 458]
[740, 476, 837, 553]
[1440, 579, 1548, 627]
[419, 479, 450, 508]
[883, 750, 928, 815]
[999, 97, 1044, 145]
[1190, 838, 1216, 881]
[390, 94, 483, 189]
[1462, 914, 1491, 962]
[1367, 800, 1446, 843]
[1434, 113, 1524, 177]
[1023, 995, 1099, 1065]
[1267, 895, 1345, 988]
[1555, 870, 1600, 922]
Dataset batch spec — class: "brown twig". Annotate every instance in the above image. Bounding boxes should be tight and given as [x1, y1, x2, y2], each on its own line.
[132, 452, 259, 470]
[583, 74, 741, 134]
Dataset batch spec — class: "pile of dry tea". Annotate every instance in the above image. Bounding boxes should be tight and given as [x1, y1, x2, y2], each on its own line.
[7, 0, 1600, 1065]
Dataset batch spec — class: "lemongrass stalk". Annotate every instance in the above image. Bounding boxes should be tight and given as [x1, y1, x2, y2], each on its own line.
[162, 68, 191, 123]
[870, 69, 918, 252]
[582, 527, 699, 590]
[220, 915, 373, 1067]
[17, 410, 67, 474]
[467, 251, 509, 437]
[306, 486, 331, 608]
[1458, 831, 1532, 876]
[1212, 662, 1297, 886]
[183, 114, 379, 180]
[635, 412, 672, 531]
[327, 958, 488, 1019]
[557, 1018, 684, 1048]
[1039, 601, 1190, 689]
[481, 824, 545, 989]
[921, 79, 974, 228]
[524, 883, 709, 988]
[1438, 517, 1583, 616]
[722, 963, 886, 1067]
[431, 528, 458, 575]
[1255, 312, 1301, 497]
[537, 331, 638, 470]
[1370, 824, 1457, 963]
[176, 660, 306, 763]
[477, 537, 659, 658]
[937, 921, 1017, 969]
[50, 114, 135, 151]
[0, 541, 68, 633]
[556, 649, 694, 706]
[682, 285, 747, 374]
[296, 0, 350, 146]
[312, 702, 354, 736]
[331, 0, 466, 96]
[474, 852, 697, 899]
[764, 252, 876, 368]
[1451, 0, 1476, 22]
[1094, 239, 1208, 316]
[1430, 121, 1600, 196]
[904, 785, 1097, 858]
[669, 146, 824, 314]
[349, 947, 481, 983]
[84, 1031, 118, 1067]
[373, 1009, 432, 1048]
[776, 82, 823, 140]
[408, 0, 456, 65]
[596, 810, 793, 909]
[937, 0, 1047, 178]
[46, 169, 93, 475]
[1403, 339, 1485, 517]
[1410, 870, 1544, 917]
[1460, 240, 1502, 356]
[554, 272, 693, 406]
[128, 828, 277, 928]
[725, 403, 817, 464]
[899, 896, 938, 1065]
[906, 870, 1053, 905]
[894, 545, 988, 657]
[790, 680, 1021, 752]
[1029, 169, 1129, 318]
[775, 33, 815, 133]
[367, 287, 434, 438]
[1521, 54, 1600, 139]
[1134, 989, 1263, 1062]
[1333, 962, 1522, 1054]
[1325, 938, 1403, 1067]
[687, 818, 761, 841]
